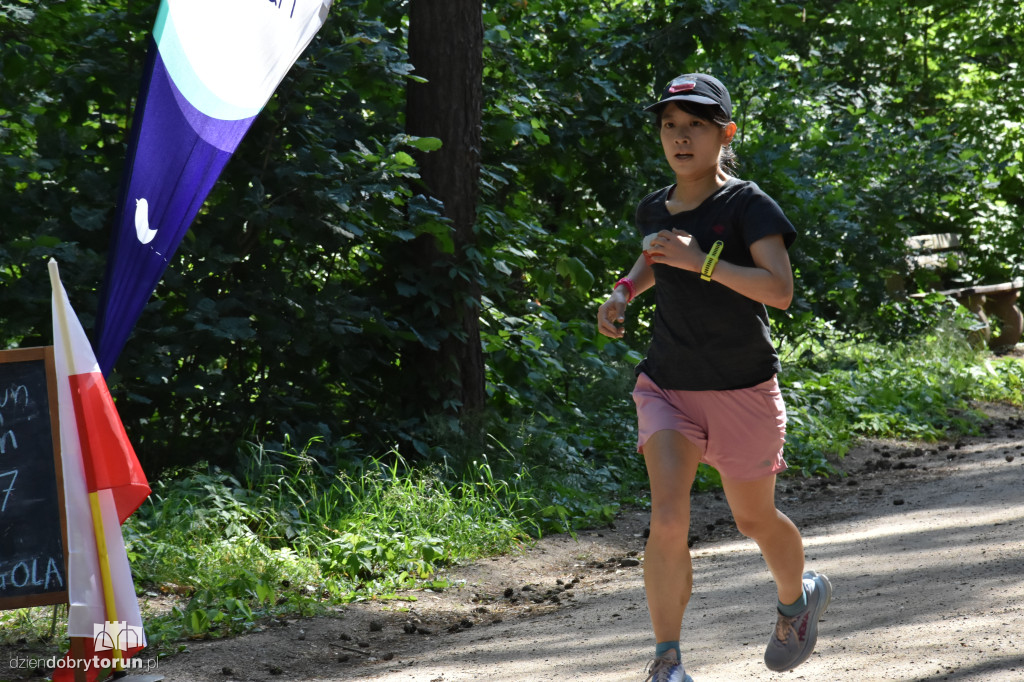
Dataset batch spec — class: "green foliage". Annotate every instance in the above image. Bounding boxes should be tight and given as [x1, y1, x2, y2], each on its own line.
[779, 323, 1003, 476]
[117, 444, 542, 645]
[3, 0, 1023, 474]
[0, 606, 61, 646]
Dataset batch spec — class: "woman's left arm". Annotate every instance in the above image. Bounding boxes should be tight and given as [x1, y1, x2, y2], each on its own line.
[647, 229, 793, 309]
[709, 233, 793, 310]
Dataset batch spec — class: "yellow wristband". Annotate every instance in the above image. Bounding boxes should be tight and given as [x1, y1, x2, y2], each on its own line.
[700, 240, 724, 281]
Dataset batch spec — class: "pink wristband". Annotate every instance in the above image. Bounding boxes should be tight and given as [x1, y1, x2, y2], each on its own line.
[615, 277, 636, 302]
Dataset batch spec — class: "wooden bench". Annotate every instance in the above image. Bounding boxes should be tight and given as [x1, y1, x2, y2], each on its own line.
[902, 233, 1023, 350]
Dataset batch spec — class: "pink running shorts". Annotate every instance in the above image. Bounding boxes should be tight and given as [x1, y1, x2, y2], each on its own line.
[632, 372, 788, 481]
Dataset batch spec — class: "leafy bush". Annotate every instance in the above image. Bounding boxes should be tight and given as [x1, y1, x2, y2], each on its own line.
[119, 444, 543, 643]
[4, 0, 1023, 475]
[780, 324, 1002, 475]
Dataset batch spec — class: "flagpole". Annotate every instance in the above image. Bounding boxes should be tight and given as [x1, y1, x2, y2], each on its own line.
[87, 491, 124, 668]
[48, 260, 125, 671]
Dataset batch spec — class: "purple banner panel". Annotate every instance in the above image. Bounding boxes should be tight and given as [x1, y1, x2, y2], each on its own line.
[95, 0, 332, 374]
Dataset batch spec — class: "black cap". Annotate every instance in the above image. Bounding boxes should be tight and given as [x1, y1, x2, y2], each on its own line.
[644, 73, 732, 120]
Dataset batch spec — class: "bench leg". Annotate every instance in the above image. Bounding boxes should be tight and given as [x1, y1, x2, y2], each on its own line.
[983, 290, 1024, 349]
[956, 293, 991, 348]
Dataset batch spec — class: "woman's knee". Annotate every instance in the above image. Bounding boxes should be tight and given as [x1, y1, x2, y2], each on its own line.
[648, 505, 691, 542]
[733, 509, 779, 539]
[722, 474, 787, 540]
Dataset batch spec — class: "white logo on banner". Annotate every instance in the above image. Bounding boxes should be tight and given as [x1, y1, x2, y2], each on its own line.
[93, 621, 144, 652]
[134, 198, 158, 244]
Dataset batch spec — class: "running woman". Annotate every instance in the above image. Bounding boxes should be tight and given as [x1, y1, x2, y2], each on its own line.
[597, 73, 832, 682]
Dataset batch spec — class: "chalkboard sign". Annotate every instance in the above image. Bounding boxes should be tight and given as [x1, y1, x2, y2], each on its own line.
[0, 347, 68, 610]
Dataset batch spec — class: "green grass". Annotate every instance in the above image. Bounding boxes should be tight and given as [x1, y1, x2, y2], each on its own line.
[120, 449, 539, 648]
[779, 327, 1024, 477]
[3, 327, 1023, 658]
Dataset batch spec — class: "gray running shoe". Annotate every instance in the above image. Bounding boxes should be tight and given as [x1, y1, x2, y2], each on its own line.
[644, 651, 694, 682]
[763, 571, 833, 672]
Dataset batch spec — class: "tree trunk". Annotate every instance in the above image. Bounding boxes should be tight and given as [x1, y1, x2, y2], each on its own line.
[405, 0, 486, 416]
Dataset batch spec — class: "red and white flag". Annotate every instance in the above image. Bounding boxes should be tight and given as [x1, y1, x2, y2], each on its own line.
[49, 260, 151, 680]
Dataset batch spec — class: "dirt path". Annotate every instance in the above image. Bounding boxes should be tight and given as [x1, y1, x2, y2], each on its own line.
[337, 404, 1024, 682]
[3, 404, 1024, 682]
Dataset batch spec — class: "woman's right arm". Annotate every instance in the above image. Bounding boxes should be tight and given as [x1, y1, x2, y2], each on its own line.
[597, 254, 654, 339]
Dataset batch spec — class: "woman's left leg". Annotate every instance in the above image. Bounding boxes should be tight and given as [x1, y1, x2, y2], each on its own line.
[720, 474, 803, 604]
[723, 473, 832, 672]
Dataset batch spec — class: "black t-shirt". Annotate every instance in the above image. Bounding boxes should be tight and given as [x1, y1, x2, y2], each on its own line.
[634, 178, 797, 390]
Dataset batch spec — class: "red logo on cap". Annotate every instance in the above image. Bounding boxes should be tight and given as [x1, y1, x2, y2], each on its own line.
[668, 81, 696, 93]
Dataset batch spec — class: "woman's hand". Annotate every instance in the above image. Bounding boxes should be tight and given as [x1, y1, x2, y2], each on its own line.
[597, 289, 629, 338]
[646, 229, 704, 272]
[599, 254, 654, 338]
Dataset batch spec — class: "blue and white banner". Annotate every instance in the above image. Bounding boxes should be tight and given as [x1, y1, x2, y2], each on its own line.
[95, 0, 332, 374]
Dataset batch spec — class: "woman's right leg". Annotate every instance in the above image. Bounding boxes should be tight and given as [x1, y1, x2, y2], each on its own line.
[642, 428, 703, 645]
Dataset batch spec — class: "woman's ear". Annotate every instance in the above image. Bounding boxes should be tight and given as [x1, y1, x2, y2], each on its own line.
[723, 121, 738, 145]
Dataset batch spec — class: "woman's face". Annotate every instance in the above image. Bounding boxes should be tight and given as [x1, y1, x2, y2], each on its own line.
[658, 103, 735, 181]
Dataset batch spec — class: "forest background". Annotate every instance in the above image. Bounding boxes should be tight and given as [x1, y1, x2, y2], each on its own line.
[2, 0, 1024, 648]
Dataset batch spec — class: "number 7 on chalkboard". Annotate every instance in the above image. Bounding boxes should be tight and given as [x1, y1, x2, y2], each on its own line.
[0, 469, 17, 513]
